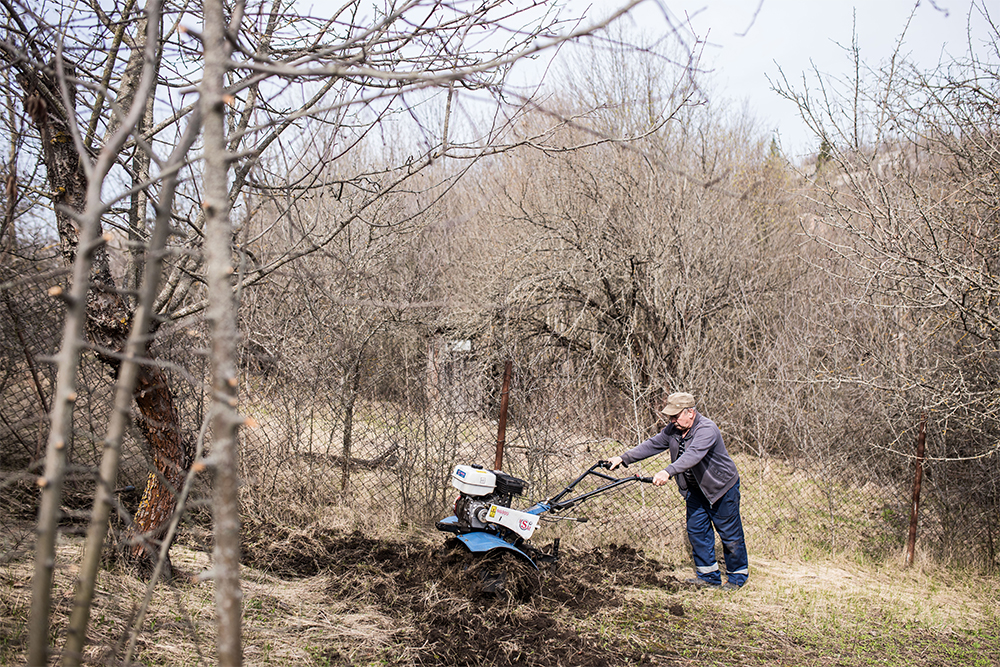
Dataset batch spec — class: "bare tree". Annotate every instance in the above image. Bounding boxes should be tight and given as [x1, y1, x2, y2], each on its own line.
[774, 1, 1000, 558]
[452, 32, 799, 445]
[0, 0, 652, 662]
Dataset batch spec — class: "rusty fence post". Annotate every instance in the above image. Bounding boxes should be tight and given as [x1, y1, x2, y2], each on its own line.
[906, 412, 927, 567]
[494, 360, 512, 471]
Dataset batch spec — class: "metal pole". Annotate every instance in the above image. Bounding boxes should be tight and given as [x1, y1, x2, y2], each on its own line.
[906, 413, 927, 567]
[494, 360, 512, 471]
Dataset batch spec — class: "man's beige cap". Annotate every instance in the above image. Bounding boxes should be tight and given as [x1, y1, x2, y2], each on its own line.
[661, 392, 696, 416]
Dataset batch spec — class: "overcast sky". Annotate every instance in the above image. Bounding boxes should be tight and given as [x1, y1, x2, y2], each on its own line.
[602, 0, 993, 158]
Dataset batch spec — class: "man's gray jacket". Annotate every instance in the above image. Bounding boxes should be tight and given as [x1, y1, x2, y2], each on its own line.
[620, 413, 739, 504]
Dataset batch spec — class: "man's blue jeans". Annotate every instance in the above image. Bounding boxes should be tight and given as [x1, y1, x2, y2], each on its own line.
[685, 480, 749, 586]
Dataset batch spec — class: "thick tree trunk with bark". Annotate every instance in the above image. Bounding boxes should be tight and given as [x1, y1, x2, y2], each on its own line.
[19, 61, 190, 571]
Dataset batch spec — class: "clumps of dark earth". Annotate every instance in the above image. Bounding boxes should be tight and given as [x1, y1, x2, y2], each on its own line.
[242, 524, 687, 667]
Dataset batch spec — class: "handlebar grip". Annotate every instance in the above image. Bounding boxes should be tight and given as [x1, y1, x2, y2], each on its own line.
[637, 476, 653, 483]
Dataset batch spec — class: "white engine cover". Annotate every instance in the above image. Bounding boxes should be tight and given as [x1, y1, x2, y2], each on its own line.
[485, 504, 540, 540]
[451, 465, 496, 496]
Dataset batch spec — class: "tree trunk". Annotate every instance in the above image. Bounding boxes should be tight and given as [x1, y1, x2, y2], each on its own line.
[18, 55, 191, 572]
[202, 0, 244, 662]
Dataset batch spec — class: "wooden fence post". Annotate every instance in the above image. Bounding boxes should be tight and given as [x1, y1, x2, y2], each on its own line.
[494, 360, 512, 471]
[906, 413, 927, 567]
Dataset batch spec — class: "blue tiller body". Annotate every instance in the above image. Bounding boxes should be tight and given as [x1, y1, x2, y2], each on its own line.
[436, 461, 652, 569]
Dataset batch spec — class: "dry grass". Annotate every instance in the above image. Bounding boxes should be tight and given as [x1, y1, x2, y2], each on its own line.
[2, 443, 995, 667]
[2, 513, 997, 667]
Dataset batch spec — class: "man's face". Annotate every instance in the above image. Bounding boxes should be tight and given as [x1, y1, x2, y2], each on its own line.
[669, 407, 695, 430]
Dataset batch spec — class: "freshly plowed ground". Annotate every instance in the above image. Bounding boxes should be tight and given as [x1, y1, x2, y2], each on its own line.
[242, 525, 683, 666]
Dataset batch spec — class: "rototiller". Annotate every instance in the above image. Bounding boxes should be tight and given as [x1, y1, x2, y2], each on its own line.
[436, 460, 653, 569]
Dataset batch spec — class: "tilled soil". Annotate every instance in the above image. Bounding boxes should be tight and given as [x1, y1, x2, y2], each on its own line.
[243, 525, 685, 666]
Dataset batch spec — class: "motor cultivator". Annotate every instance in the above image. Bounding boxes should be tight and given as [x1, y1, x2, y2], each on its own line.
[436, 461, 653, 571]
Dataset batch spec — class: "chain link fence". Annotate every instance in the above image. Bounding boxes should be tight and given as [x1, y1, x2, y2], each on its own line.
[1, 266, 997, 574]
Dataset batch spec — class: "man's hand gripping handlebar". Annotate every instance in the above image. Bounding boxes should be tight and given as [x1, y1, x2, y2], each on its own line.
[601, 457, 668, 486]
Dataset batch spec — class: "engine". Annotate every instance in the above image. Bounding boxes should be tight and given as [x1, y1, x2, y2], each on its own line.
[451, 464, 526, 531]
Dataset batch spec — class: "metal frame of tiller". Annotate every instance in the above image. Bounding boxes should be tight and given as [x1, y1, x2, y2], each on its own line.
[437, 461, 653, 568]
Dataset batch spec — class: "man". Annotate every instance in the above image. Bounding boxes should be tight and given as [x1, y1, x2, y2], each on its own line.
[608, 391, 748, 590]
